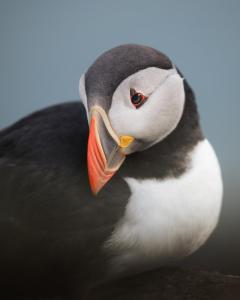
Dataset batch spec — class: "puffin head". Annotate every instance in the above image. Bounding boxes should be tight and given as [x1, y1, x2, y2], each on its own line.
[79, 44, 185, 194]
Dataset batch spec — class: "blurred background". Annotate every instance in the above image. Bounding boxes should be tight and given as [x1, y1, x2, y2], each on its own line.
[0, 0, 239, 274]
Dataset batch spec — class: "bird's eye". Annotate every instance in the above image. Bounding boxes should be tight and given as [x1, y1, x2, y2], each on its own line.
[130, 89, 147, 108]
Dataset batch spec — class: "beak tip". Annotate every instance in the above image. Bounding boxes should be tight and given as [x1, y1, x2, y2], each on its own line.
[91, 190, 99, 196]
[89, 183, 100, 196]
[88, 172, 101, 195]
[88, 171, 113, 196]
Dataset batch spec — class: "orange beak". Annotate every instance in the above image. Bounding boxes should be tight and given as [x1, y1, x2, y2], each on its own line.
[87, 106, 134, 195]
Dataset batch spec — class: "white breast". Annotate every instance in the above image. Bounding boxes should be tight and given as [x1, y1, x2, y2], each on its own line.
[105, 139, 223, 275]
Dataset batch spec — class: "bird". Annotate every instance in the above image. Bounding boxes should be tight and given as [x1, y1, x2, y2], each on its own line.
[0, 44, 223, 298]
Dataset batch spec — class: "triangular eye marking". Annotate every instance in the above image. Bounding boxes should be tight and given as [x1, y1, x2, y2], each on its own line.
[130, 88, 136, 97]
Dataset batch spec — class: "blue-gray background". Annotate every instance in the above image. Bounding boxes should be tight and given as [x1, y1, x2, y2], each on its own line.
[0, 0, 239, 273]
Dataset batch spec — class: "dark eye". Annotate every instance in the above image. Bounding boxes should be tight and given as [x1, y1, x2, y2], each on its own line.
[130, 89, 147, 108]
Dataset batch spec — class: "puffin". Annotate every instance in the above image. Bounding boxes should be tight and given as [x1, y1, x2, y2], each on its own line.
[0, 44, 223, 298]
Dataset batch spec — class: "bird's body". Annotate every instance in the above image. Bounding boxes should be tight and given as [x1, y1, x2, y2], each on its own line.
[0, 102, 126, 290]
[0, 44, 223, 297]
[107, 139, 222, 275]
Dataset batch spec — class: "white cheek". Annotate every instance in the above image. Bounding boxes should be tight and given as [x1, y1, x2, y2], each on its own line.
[145, 74, 185, 142]
[109, 72, 185, 143]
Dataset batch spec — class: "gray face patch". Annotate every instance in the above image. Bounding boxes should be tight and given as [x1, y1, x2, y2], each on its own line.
[85, 44, 173, 112]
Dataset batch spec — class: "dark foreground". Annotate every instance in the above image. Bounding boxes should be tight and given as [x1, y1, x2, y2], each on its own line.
[86, 267, 240, 300]
[6, 267, 240, 300]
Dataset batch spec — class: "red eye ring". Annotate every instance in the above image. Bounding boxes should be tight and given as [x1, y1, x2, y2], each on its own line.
[130, 90, 147, 108]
